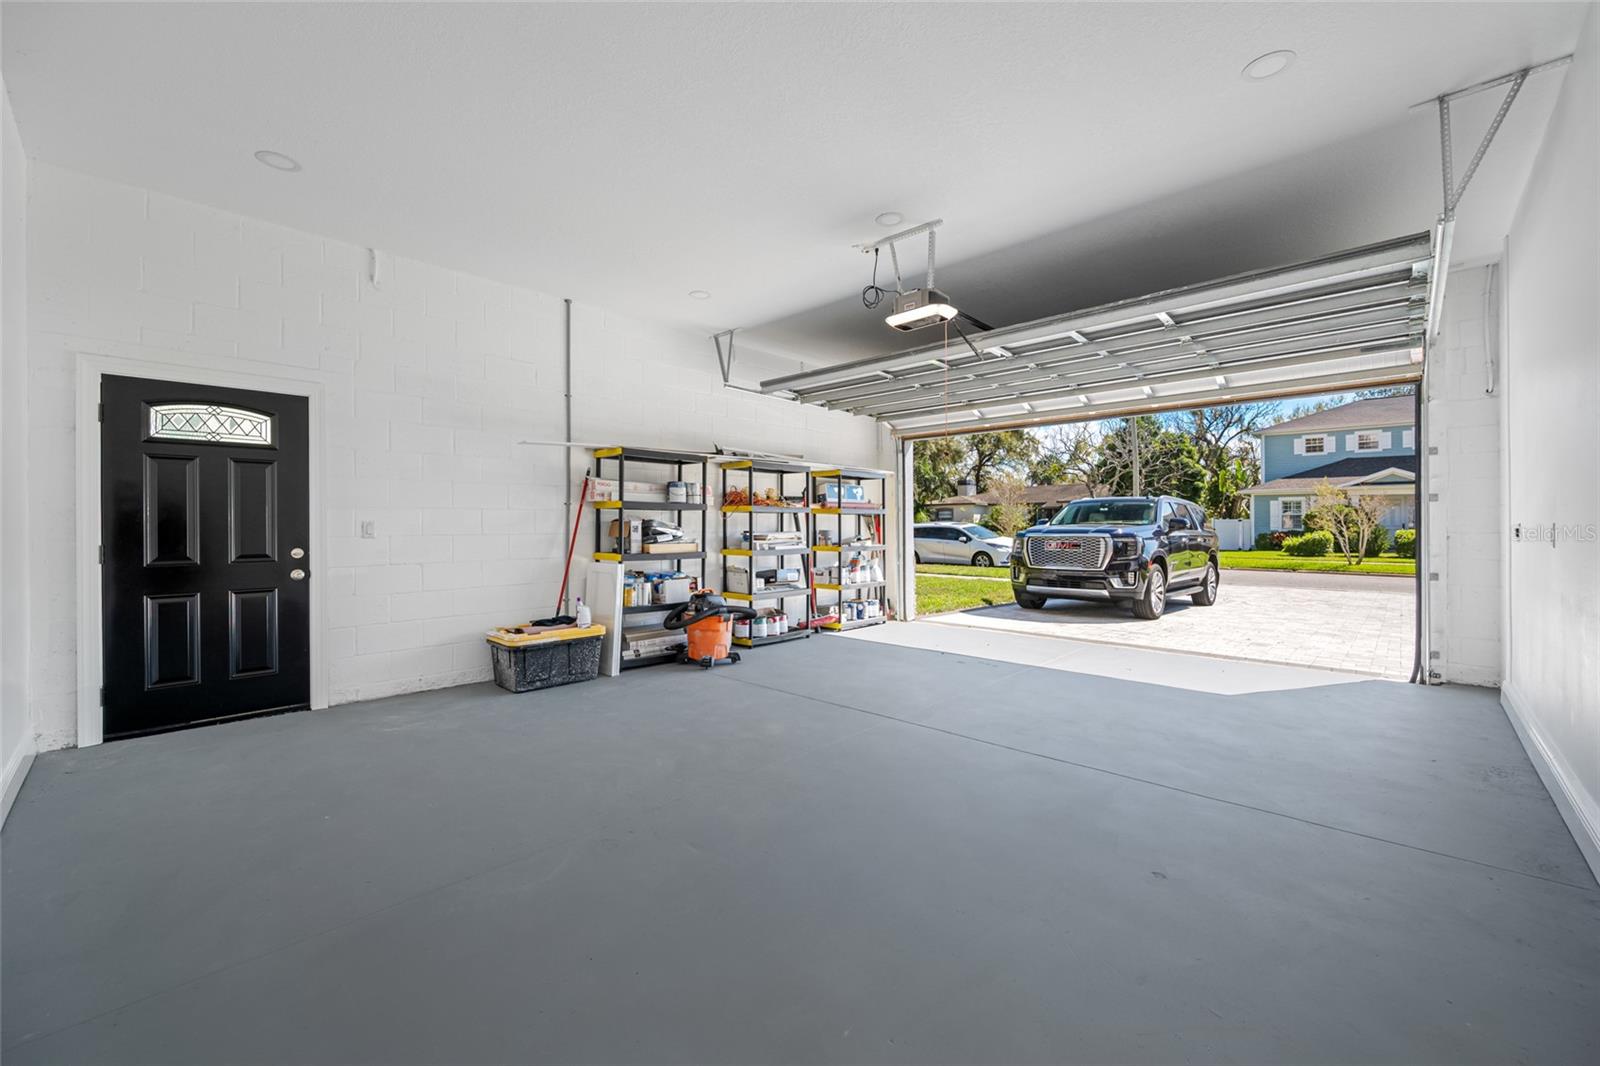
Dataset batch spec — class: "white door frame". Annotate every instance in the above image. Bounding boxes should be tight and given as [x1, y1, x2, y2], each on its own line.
[74, 351, 329, 747]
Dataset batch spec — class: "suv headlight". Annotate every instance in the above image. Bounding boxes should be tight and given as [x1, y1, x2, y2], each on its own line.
[1011, 536, 1024, 555]
[1111, 536, 1139, 559]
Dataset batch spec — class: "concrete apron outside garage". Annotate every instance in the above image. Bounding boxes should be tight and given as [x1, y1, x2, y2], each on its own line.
[3, 632, 1595, 1065]
[933, 568, 1415, 679]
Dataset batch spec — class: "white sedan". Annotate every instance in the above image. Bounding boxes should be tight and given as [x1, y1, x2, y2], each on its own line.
[913, 522, 1014, 567]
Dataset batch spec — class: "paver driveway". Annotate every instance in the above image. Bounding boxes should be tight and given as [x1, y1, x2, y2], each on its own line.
[927, 569, 1415, 678]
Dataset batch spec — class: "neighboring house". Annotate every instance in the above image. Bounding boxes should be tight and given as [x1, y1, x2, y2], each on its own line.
[1240, 395, 1417, 539]
[925, 482, 1091, 524]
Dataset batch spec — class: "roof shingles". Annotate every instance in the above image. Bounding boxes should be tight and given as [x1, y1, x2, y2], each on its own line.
[1243, 454, 1417, 493]
[1260, 395, 1415, 435]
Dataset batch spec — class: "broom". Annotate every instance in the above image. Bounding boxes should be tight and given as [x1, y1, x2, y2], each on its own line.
[553, 471, 591, 620]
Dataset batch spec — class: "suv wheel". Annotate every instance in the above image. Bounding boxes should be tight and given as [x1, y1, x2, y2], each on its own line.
[914, 552, 921, 564]
[972, 551, 993, 567]
[1015, 590, 1047, 609]
[1131, 564, 1167, 620]
[1191, 561, 1219, 606]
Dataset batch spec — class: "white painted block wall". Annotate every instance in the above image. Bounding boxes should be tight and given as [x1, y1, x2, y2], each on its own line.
[1424, 264, 1503, 686]
[23, 162, 889, 751]
[2, 78, 35, 817]
[1501, 2, 1599, 875]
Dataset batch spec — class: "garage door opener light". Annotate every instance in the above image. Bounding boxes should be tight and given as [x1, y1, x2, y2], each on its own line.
[856, 218, 983, 334]
[884, 288, 960, 332]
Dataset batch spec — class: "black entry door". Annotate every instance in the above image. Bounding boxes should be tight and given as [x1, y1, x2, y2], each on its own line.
[101, 375, 310, 738]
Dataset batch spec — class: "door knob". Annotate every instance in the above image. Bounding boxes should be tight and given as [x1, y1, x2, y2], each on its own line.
[290, 547, 305, 559]
[290, 569, 306, 581]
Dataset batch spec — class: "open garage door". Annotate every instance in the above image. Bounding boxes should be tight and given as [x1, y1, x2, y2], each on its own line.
[760, 234, 1435, 681]
[759, 234, 1433, 437]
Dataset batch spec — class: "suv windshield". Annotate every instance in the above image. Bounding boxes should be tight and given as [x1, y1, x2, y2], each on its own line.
[1050, 499, 1157, 526]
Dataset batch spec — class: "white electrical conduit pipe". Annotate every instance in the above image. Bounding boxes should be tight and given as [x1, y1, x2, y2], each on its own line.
[1483, 263, 1499, 396]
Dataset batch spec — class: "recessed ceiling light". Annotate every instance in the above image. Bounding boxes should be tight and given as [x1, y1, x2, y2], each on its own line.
[1242, 50, 1296, 81]
[688, 290, 711, 300]
[875, 211, 904, 227]
[254, 150, 302, 172]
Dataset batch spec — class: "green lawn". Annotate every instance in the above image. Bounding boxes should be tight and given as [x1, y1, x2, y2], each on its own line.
[916, 575, 1015, 614]
[917, 562, 1011, 579]
[1219, 550, 1415, 576]
[914, 553, 1415, 585]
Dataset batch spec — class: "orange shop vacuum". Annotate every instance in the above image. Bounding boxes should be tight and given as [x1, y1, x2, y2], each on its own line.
[663, 590, 758, 668]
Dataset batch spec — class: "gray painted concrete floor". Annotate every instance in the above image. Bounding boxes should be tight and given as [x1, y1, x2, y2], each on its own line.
[3, 634, 1596, 1065]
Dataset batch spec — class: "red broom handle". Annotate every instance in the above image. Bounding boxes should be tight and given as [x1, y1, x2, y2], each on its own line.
[556, 474, 590, 615]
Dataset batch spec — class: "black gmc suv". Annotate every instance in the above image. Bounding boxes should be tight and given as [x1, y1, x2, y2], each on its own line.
[1009, 496, 1220, 619]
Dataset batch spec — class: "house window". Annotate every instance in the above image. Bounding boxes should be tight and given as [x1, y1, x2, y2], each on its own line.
[934, 508, 954, 521]
[1356, 432, 1380, 451]
[1303, 435, 1326, 454]
[149, 403, 272, 446]
[1280, 499, 1304, 530]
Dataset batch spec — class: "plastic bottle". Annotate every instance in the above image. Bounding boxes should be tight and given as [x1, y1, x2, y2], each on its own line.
[575, 597, 592, 627]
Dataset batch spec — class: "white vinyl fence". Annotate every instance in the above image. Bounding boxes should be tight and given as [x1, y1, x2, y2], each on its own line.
[1212, 518, 1252, 551]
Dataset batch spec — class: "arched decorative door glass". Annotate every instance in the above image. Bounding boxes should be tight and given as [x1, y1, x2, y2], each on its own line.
[149, 403, 273, 446]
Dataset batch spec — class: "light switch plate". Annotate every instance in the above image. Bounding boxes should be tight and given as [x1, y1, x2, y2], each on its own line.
[360, 520, 376, 539]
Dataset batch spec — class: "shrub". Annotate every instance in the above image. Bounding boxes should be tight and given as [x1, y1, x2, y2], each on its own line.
[1393, 528, 1417, 558]
[1254, 531, 1288, 551]
[1364, 525, 1391, 557]
[1282, 529, 1334, 557]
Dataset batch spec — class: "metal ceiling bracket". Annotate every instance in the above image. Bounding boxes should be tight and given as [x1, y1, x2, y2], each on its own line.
[1427, 66, 1525, 342]
[712, 329, 737, 385]
[858, 218, 943, 293]
[1438, 67, 1528, 221]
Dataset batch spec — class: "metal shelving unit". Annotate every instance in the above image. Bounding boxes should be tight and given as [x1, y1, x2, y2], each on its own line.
[719, 460, 812, 647]
[809, 468, 890, 631]
[592, 446, 709, 669]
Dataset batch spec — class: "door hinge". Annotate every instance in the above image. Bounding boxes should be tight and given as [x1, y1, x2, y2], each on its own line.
[98, 544, 104, 564]
[98, 401, 104, 423]
[98, 686, 105, 707]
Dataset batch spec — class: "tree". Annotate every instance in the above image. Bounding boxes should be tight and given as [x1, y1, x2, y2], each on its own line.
[912, 436, 967, 507]
[1171, 403, 1276, 519]
[1092, 417, 1206, 501]
[963, 431, 1037, 492]
[985, 473, 1031, 535]
[1028, 423, 1109, 494]
[1307, 482, 1387, 563]
[1353, 385, 1416, 400]
[913, 431, 1038, 511]
[1202, 452, 1260, 519]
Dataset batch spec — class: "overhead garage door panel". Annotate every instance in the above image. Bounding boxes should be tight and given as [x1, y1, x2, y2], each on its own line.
[761, 234, 1434, 436]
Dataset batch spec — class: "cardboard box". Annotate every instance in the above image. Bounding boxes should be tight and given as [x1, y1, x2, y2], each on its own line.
[641, 540, 699, 555]
[622, 626, 686, 659]
[750, 532, 805, 551]
[624, 480, 669, 501]
[607, 517, 643, 554]
[814, 483, 867, 505]
[655, 577, 694, 604]
[726, 568, 761, 594]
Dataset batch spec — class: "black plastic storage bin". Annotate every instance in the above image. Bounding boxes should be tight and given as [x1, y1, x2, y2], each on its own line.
[489, 634, 603, 693]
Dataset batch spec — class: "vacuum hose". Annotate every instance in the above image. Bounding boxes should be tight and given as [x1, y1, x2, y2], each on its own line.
[663, 593, 757, 629]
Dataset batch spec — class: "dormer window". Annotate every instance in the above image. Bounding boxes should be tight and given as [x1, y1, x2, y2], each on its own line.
[1303, 435, 1326, 454]
[1356, 432, 1380, 451]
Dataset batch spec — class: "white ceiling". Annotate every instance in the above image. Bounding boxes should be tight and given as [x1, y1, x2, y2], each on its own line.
[2, 2, 1587, 372]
